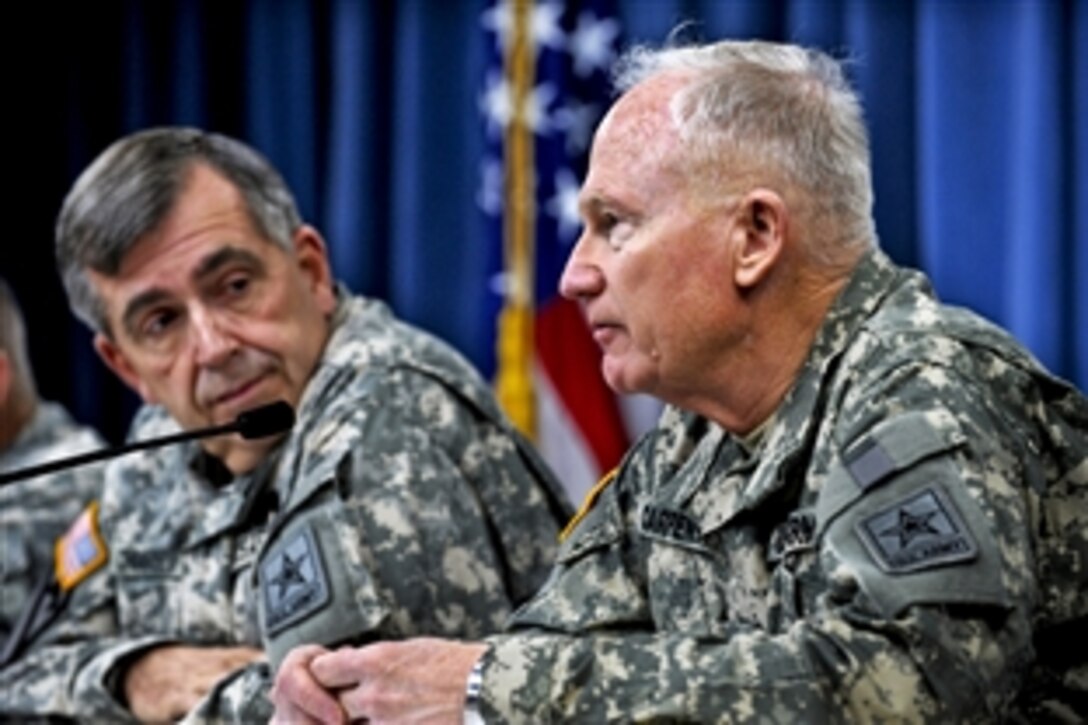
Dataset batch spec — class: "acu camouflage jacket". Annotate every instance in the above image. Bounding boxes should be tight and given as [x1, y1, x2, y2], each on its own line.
[480, 249, 1087, 723]
[0, 291, 572, 723]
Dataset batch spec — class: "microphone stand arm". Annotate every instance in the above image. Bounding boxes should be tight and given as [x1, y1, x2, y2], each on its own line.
[0, 422, 237, 486]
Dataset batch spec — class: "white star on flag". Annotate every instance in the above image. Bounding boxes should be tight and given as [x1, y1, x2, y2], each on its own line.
[553, 99, 602, 155]
[569, 11, 619, 77]
[546, 168, 583, 243]
[531, 2, 567, 52]
[481, 1, 567, 56]
[480, 71, 513, 136]
[520, 82, 559, 134]
[477, 159, 504, 215]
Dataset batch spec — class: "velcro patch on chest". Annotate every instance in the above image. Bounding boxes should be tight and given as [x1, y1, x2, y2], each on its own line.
[640, 504, 703, 546]
[54, 502, 108, 592]
[855, 486, 978, 573]
[261, 524, 332, 636]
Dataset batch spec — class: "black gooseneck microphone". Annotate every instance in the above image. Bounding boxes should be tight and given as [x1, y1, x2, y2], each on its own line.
[0, 400, 295, 486]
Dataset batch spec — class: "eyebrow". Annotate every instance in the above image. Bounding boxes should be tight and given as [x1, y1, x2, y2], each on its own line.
[579, 193, 638, 222]
[119, 246, 264, 337]
[578, 194, 612, 219]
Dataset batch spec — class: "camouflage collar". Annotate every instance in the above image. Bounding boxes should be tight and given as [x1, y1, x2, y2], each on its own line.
[737, 247, 902, 509]
[801, 248, 901, 372]
[184, 448, 285, 547]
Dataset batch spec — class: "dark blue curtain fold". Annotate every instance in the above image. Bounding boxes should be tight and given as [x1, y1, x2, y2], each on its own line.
[4, 0, 1083, 445]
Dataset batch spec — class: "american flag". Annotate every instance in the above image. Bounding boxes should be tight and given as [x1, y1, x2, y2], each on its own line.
[479, 0, 658, 503]
[55, 502, 106, 592]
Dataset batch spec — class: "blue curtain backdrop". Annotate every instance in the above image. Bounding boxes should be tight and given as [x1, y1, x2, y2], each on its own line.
[2, 0, 1083, 444]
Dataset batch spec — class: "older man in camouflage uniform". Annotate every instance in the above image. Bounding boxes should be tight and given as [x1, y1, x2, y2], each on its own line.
[269, 40, 1088, 724]
[0, 277, 105, 640]
[0, 128, 572, 723]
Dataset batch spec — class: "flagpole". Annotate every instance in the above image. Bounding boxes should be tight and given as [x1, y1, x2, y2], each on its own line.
[495, 0, 537, 439]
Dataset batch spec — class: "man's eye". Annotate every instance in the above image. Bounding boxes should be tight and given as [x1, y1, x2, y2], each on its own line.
[141, 310, 178, 339]
[600, 213, 633, 250]
[224, 275, 251, 296]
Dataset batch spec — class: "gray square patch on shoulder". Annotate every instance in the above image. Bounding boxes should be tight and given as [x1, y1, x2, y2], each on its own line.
[261, 524, 331, 636]
[855, 486, 978, 574]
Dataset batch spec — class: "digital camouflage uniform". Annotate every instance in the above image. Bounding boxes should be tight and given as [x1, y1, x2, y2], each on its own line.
[1, 402, 104, 637]
[0, 291, 572, 723]
[479, 249, 1088, 723]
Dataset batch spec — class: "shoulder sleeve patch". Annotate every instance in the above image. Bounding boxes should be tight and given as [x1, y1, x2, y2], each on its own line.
[258, 509, 390, 671]
[54, 502, 108, 592]
[261, 523, 332, 636]
[818, 411, 1011, 617]
[855, 486, 977, 573]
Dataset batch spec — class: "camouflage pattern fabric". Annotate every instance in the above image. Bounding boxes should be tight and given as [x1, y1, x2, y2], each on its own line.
[479, 249, 1088, 723]
[1, 402, 104, 636]
[0, 291, 572, 723]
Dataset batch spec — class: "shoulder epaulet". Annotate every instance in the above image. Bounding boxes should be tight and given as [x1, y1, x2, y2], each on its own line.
[54, 501, 108, 591]
[560, 468, 618, 542]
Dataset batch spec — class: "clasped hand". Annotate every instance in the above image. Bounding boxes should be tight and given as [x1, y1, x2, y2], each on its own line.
[270, 638, 488, 725]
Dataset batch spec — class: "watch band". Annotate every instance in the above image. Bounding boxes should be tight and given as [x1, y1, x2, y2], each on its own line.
[463, 653, 486, 725]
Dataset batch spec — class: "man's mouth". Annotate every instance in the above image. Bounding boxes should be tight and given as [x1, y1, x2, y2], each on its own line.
[590, 322, 622, 347]
[210, 373, 271, 412]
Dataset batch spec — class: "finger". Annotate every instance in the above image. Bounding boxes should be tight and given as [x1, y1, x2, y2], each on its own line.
[311, 646, 380, 690]
[273, 648, 345, 725]
[335, 683, 372, 722]
[272, 673, 344, 725]
[270, 699, 324, 725]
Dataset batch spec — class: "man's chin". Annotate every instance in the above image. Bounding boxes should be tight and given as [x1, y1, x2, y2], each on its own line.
[602, 355, 660, 398]
[601, 361, 637, 396]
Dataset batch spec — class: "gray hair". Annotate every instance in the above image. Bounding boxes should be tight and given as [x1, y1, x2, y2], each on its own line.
[614, 39, 876, 266]
[56, 127, 303, 333]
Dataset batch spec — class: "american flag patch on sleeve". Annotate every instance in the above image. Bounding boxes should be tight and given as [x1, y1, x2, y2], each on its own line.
[54, 502, 108, 592]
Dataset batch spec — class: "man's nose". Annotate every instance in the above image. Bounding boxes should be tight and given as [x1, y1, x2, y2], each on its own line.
[189, 307, 237, 367]
[559, 234, 605, 300]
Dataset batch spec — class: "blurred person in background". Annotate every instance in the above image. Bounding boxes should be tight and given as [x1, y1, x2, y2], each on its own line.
[1, 275, 104, 641]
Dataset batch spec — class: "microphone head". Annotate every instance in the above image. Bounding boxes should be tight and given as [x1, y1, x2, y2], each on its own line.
[234, 401, 296, 439]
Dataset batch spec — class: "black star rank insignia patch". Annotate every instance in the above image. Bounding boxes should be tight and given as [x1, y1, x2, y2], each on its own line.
[855, 486, 978, 574]
[261, 524, 331, 635]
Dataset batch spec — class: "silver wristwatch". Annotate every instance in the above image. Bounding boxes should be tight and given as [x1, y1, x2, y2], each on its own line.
[463, 653, 486, 725]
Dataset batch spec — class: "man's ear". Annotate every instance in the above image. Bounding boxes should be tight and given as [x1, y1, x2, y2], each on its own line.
[732, 189, 787, 290]
[93, 333, 157, 404]
[291, 225, 337, 315]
